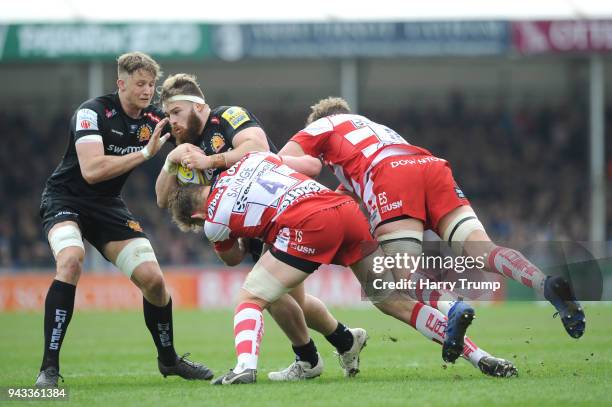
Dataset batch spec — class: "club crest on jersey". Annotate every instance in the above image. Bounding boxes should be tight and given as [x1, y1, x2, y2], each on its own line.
[210, 133, 226, 153]
[127, 220, 143, 232]
[274, 227, 291, 252]
[105, 108, 117, 118]
[137, 124, 153, 142]
[222, 107, 250, 129]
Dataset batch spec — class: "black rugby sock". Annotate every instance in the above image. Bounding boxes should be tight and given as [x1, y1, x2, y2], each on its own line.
[143, 297, 178, 366]
[292, 339, 319, 367]
[40, 279, 76, 371]
[325, 322, 354, 354]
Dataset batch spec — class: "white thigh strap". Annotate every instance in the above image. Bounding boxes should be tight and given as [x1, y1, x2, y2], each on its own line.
[377, 230, 423, 243]
[115, 238, 158, 278]
[441, 210, 485, 255]
[48, 225, 84, 258]
[243, 262, 290, 303]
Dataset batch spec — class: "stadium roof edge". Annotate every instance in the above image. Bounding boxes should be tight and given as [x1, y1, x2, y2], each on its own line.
[3, 0, 612, 23]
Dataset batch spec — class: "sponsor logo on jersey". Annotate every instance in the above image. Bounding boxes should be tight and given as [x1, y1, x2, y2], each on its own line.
[233, 182, 251, 213]
[106, 144, 145, 155]
[290, 243, 316, 255]
[351, 117, 368, 128]
[211, 117, 220, 125]
[105, 108, 117, 118]
[76, 108, 98, 131]
[143, 111, 161, 123]
[127, 220, 143, 232]
[390, 156, 444, 167]
[111, 129, 124, 136]
[277, 181, 324, 213]
[380, 200, 403, 214]
[226, 166, 254, 198]
[222, 107, 250, 129]
[137, 124, 153, 142]
[454, 186, 466, 199]
[210, 133, 226, 153]
[54, 210, 78, 218]
[207, 186, 225, 219]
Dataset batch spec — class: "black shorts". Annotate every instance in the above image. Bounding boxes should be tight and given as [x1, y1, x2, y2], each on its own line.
[40, 195, 147, 257]
[270, 247, 321, 274]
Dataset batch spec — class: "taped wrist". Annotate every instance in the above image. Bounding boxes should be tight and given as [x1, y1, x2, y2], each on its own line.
[163, 156, 178, 174]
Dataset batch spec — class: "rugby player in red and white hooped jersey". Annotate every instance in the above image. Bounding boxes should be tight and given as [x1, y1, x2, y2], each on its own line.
[156, 74, 370, 381]
[279, 97, 586, 358]
[168, 152, 518, 384]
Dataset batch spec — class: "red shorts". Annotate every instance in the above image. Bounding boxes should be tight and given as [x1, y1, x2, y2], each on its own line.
[271, 198, 375, 267]
[367, 154, 470, 233]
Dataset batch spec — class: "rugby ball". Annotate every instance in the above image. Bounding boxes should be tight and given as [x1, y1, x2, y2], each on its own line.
[176, 164, 207, 186]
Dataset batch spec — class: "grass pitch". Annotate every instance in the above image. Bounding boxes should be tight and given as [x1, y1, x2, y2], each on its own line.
[0, 303, 610, 406]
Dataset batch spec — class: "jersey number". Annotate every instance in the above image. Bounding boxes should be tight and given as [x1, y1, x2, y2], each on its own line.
[257, 178, 285, 194]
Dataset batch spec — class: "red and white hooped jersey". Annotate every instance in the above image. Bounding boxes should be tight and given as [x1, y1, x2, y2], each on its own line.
[204, 152, 345, 245]
[290, 114, 432, 223]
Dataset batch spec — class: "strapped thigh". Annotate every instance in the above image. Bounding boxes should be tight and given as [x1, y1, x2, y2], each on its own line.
[440, 209, 485, 255]
[48, 224, 85, 258]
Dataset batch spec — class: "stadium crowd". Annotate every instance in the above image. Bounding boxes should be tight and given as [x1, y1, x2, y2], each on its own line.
[1, 97, 610, 269]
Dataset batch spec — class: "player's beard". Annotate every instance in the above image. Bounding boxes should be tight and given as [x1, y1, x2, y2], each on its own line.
[174, 110, 203, 145]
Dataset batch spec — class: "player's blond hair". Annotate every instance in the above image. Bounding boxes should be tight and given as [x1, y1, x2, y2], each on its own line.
[167, 184, 205, 232]
[306, 97, 351, 125]
[117, 52, 162, 80]
[159, 73, 206, 106]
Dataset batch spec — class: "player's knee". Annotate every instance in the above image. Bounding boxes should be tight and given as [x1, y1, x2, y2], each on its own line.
[143, 271, 166, 296]
[115, 238, 158, 278]
[133, 267, 166, 301]
[440, 209, 486, 255]
[56, 252, 83, 284]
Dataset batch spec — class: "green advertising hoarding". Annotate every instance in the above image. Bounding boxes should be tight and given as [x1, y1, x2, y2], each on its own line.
[0, 23, 212, 61]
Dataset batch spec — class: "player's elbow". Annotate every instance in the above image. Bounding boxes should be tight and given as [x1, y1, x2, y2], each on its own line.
[216, 249, 244, 266]
[221, 256, 242, 267]
[246, 134, 269, 152]
[80, 167, 99, 184]
[303, 160, 323, 178]
[156, 196, 168, 209]
[217, 253, 241, 267]
[253, 141, 268, 152]
[155, 188, 169, 208]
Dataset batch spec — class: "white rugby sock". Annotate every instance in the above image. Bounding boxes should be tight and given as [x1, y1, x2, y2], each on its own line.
[408, 303, 489, 367]
[233, 302, 264, 374]
[488, 246, 546, 294]
[409, 271, 460, 317]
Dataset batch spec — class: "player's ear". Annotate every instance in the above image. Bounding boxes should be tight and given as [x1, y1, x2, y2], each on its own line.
[191, 211, 206, 221]
[117, 78, 125, 91]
